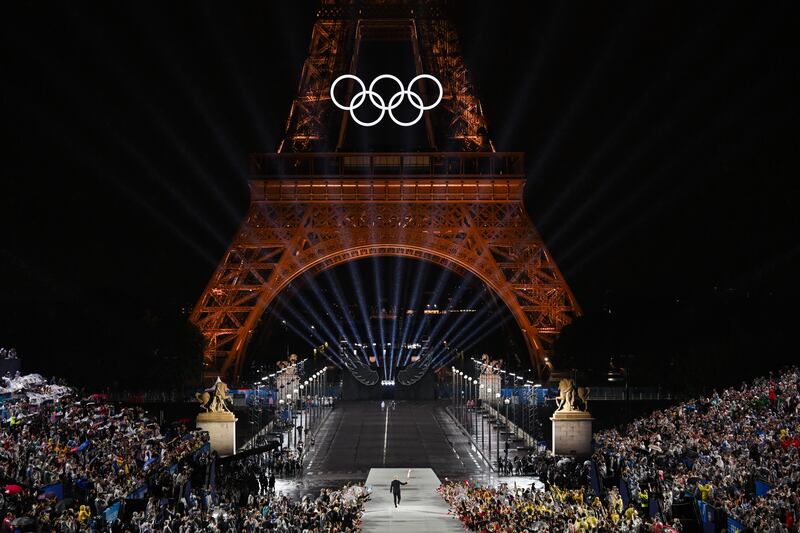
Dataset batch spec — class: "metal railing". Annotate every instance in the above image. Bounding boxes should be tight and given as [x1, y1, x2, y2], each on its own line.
[250, 152, 524, 178]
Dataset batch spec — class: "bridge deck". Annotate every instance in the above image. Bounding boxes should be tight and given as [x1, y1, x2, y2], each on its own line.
[303, 401, 491, 481]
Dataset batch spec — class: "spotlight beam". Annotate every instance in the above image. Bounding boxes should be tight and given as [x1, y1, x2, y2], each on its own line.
[397, 261, 430, 367]
[372, 256, 388, 380]
[273, 312, 344, 368]
[558, 64, 774, 270]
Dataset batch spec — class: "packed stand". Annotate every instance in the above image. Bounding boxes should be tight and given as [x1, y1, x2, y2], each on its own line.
[442, 367, 799, 532]
[0, 372, 368, 531]
[594, 367, 800, 531]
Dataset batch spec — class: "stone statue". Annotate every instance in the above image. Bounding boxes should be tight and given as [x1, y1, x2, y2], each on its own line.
[196, 378, 233, 413]
[277, 353, 299, 370]
[555, 378, 577, 412]
[555, 378, 591, 413]
[577, 386, 591, 412]
[551, 378, 593, 457]
[480, 353, 502, 374]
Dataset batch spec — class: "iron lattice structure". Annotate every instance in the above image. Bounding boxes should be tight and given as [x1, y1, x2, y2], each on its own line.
[191, 1, 580, 382]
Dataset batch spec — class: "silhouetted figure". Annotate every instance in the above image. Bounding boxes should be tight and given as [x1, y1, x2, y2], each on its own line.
[390, 476, 407, 507]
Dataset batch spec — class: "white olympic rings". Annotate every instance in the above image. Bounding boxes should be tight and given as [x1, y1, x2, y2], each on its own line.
[330, 74, 443, 127]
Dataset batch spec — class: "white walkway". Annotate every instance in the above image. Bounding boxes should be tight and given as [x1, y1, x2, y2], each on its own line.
[361, 468, 464, 533]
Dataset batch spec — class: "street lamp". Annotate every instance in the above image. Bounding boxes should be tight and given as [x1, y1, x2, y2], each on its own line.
[503, 397, 511, 459]
[299, 383, 305, 435]
[478, 383, 485, 451]
[495, 392, 501, 464]
[487, 387, 492, 459]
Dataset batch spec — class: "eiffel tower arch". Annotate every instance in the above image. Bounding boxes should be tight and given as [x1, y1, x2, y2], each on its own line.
[191, 1, 580, 382]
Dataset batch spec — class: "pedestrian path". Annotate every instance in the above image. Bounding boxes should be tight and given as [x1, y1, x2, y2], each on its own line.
[361, 468, 464, 533]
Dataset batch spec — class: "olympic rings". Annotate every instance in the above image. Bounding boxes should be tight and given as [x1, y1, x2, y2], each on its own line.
[330, 73, 443, 127]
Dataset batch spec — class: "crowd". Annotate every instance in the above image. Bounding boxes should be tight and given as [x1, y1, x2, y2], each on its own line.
[0, 372, 368, 531]
[265, 447, 305, 478]
[495, 454, 587, 490]
[120, 483, 369, 532]
[442, 366, 800, 532]
[0, 348, 18, 360]
[439, 481, 664, 532]
[594, 367, 800, 531]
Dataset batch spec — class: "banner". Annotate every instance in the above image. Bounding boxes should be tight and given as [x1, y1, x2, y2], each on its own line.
[37, 482, 63, 501]
[589, 461, 602, 497]
[755, 479, 772, 496]
[127, 484, 148, 499]
[619, 479, 630, 508]
[727, 517, 745, 533]
[696, 500, 718, 533]
[193, 442, 210, 460]
[103, 502, 121, 523]
[183, 478, 192, 503]
[648, 496, 661, 519]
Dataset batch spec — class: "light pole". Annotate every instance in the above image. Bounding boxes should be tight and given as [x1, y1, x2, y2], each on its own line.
[279, 398, 286, 448]
[299, 383, 306, 440]
[504, 397, 511, 459]
[479, 383, 485, 452]
[293, 387, 299, 445]
[486, 387, 492, 460]
[471, 378, 477, 440]
[452, 367, 456, 420]
[464, 376, 472, 435]
[472, 380, 479, 444]
[304, 379, 310, 433]
[456, 371, 463, 426]
[495, 391, 501, 464]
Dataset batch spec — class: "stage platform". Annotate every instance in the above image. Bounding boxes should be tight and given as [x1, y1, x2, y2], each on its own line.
[361, 468, 464, 533]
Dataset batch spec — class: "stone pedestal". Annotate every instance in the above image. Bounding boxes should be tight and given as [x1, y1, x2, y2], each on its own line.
[196, 412, 237, 456]
[550, 411, 593, 457]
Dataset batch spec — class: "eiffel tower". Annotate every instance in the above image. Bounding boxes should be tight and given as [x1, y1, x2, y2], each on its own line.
[191, 1, 580, 383]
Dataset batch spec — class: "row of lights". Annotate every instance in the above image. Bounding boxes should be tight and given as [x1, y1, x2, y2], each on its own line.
[277, 367, 328, 402]
[260, 357, 307, 382]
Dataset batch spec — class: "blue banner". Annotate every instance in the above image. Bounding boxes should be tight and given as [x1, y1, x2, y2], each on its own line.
[193, 442, 210, 460]
[104, 502, 121, 523]
[183, 479, 192, 503]
[589, 461, 602, 497]
[755, 479, 772, 496]
[127, 485, 148, 499]
[697, 500, 718, 533]
[727, 517, 745, 533]
[648, 496, 661, 519]
[37, 482, 63, 501]
[619, 479, 630, 508]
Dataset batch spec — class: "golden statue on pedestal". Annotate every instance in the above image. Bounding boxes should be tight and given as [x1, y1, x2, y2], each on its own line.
[196, 377, 233, 413]
[555, 378, 590, 413]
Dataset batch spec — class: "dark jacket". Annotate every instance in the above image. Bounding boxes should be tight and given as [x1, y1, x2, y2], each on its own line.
[389, 480, 407, 494]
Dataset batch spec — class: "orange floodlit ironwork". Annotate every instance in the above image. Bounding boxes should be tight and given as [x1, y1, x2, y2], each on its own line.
[191, 2, 580, 382]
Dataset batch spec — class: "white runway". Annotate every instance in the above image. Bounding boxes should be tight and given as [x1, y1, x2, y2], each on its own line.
[361, 468, 464, 533]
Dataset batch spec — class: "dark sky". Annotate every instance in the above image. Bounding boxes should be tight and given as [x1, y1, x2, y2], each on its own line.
[2, 2, 799, 374]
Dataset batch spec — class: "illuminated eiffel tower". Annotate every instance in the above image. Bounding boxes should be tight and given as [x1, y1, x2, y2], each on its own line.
[191, 1, 580, 383]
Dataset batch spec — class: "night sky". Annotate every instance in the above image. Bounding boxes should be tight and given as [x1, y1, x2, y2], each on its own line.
[2, 2, 799, 383]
